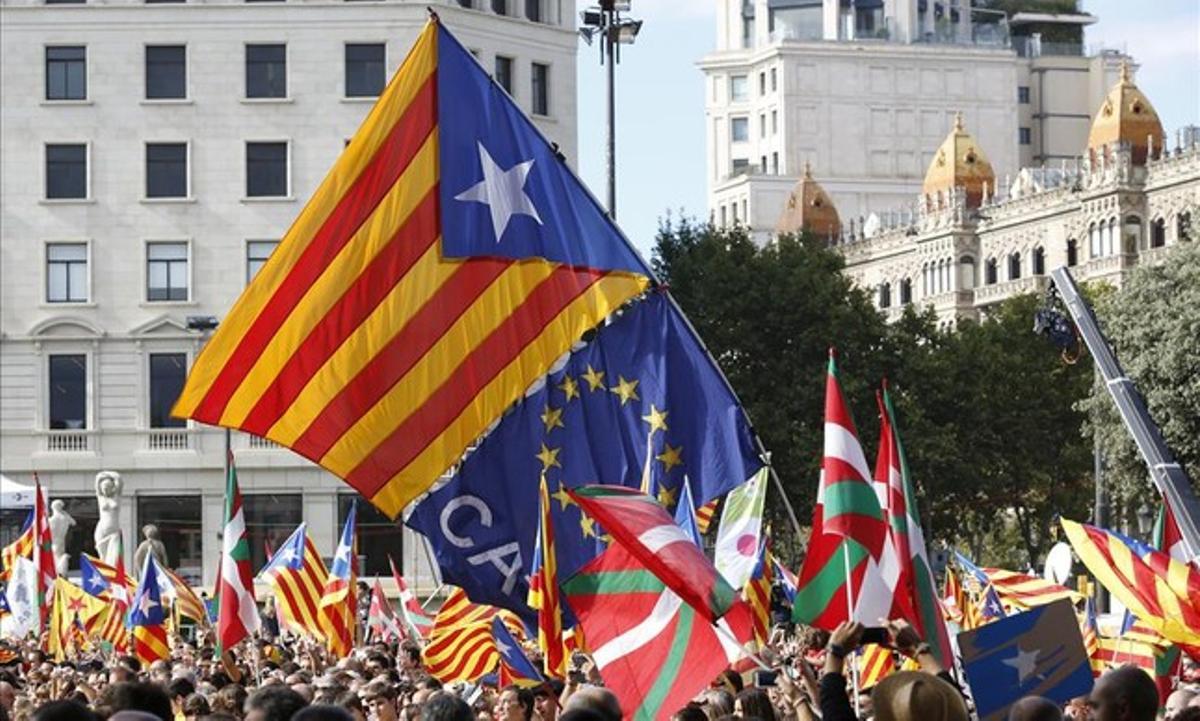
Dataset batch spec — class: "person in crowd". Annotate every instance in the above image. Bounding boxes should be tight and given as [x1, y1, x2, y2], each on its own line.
[244, 686, 309, 721]
[1167, 689, 1199, 720]
[1086, 666, 1160, 721]
[1009, 696, 1063, 721]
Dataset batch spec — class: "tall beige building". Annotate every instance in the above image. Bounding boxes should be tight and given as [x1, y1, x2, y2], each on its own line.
[700, 0, 1127, 240]
[786, 64, 1198, 325]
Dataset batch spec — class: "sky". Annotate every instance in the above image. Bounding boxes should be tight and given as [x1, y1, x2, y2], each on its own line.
[572, 0, 1200, 260]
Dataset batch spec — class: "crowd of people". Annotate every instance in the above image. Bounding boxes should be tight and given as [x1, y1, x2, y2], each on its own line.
[2, 606, 1199, 721]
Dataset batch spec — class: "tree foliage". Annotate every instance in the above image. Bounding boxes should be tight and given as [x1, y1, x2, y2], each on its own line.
[1080, 237, 1200, 527]
[653, 219, 1094, 568]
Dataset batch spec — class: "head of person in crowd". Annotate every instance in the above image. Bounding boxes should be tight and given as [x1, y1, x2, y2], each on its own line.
[697, 689, 734, 721]
[1167, 689, 1199, 720]
[1009, 696, 1063, 721]
[337, 689, 368, 721]
[292, 705, 357, 721]
[1172, 709, 1200, 721]
[712, 670, 743, 697]
[32, 700, 100, 721]
[671, 703, 709, 721]
[212, 683, 248, 716]
[181, 692, 210, 721]
[1088, 666, 1159, 721]
[533, 680, 564, 721]
[562, 686, 621, 721]
[362, 679, 400, 721]
[496, 685, 535, 721]
[734, 688, 775, 721]
[422, 692, 475, 721]
[96, 682, 174, 721]
[244, 685, 309, 721]
[870, 670, 968, 721]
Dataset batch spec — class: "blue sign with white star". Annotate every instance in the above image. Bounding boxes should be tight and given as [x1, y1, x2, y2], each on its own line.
[407, 291, 762, 617]
[435, 24, 652, 276]
[958, 598, 1094, 721]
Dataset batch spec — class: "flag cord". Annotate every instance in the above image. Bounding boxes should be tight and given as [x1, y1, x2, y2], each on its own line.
[843, 539, 861, 717]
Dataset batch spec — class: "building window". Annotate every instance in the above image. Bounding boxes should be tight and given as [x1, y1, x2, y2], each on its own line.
[138, 496, 202, 581]
[771, 110, 778, 135]
[146, 241, 188, 301]
[145, 0, 185, 5]
[1018, 127, 1032, 146]
[760, 155, 767, 172]
[1122, 215, 1141, 253]
[457, 0, 472, 6]
[339, 495, 404, 576]
[45, 0, 86, 4]
[47, 243, 88, 303]
[731, 158, 749, 175]
[899, 278, 912, 304]
[759, 113, 766, 138]
[246, 44, 286, 98]
[45, 144, 87, 199]
[243, 494, 303, 573]
[759, 71, 766, 96]
[1089, 223, 1100, 258]
[246, 141, 289, 197]
[1180, 212, 1193, 242]
[145, 142, 188, 199]
[878, 283, 891, 308]
[494, 55, 513, 94]
[731, 117, 749, 142]
[48, 354, 87, 430]
[1032, 246, 1045, 275]
[148, 353, 187, 428]
[1105, 218, 1116, 256]
[771, 152, 779, 175]
[730, 75, 748, 102]
[1067, 239, 1078, 266]
[345, 43, 385, 97]
[770, 67, 777, 92]
[46, 46, 86, 101]
[146, 45, 186, 99]
[985, 258, 997, 285]
[1008, 252, 1021, 280]
[524, 0, 540, 21]
[531, 62, 549, 116]
[491, 0, 507, 14]
[1150, 219, 1166, 248]
[1018, 86, 1030, 104]
[246, 240, 278, 284]
[719, 206, 727, 226]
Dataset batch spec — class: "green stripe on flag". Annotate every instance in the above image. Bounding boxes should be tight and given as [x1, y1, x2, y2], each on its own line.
[793, 540, 869, 623]
[636, 603, 694, 721]
[822, 481, 883, 522]
[563, 569, 665, 596]
[911, 556, 947, 665]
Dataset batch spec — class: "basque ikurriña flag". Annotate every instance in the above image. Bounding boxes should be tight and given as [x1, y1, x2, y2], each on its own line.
[407, 291, 762, 617]
[171, 19, 652, 517]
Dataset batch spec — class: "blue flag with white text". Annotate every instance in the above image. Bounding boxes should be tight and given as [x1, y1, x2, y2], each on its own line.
[407, 291, 763, 616]
[958, 598, 1094, 721]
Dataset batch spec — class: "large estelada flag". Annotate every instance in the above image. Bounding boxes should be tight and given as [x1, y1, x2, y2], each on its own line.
[259, 523, 329, 641]
[171, 19, 652, 517]
[958, 598, 1094, 721]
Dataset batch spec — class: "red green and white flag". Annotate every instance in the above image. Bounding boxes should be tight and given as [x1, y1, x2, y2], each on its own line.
[876, 382, 952, 666]
[567, 485, 736, 622]
[1153, 502, 1188, 564]
[32, 475, 57, 630]
[794, 350, 894, 629]
[713, 466, 769, 590]
[389, 555, 433, 640]
[216, 453, 259, 654]
[563, 542, 755, 721]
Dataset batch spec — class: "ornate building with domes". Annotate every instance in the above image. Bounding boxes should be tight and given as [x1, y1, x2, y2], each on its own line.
[806, 63, 1199, 325]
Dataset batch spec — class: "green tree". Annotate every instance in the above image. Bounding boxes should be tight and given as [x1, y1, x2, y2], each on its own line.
[1080, 237, 1200, 526]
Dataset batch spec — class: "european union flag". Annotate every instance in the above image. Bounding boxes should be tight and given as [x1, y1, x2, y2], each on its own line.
[407, 291, 762, 615]
[436, 24, 651, 276]
[79, 556, 110, 599]
[958, 598, 1094, 721]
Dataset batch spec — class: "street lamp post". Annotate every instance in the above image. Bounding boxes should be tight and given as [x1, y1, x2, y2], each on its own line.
[579, 1, 642, 220]
[185, 315, 231, 485]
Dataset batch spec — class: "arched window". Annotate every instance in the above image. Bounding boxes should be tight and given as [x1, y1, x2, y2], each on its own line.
[934, 260, 943, 293]
[985, 258, 997, 285]
[1008, 252, 1021, 280]
[879, 282, 892, 309]
[1180, 212, 1193, 242]
[900, 278, 912, 305]
[1151, 218, 1166, 248]
[1089, 223, 1100, 258]
[1032, 246, 1045, 275]
[1123, 215, 1141, 253]
[921, 263, 929, 295]
[1105, 218, 1116, 256]
[1067, 239, 1078, 266]
[959, 255, 976, 290]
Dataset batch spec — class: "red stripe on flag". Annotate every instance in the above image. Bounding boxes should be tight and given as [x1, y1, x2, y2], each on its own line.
[241, 189, 442, 435]
[345, 267, 606, 497]
[190, 75, 438, 423]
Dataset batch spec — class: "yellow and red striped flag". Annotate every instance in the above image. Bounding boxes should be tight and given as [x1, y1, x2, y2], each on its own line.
[858, 644, 895, 689]
[170, 20, 651, 518]
[0, 512, 33, 583]
[258, 523, 328, 641]
[695, 498, 720, 534]
[86, 599, 130, 652]
[527, 476, 565, 678]
[131, 557, 171, 667]
[743, 543, 774, 647]
[1061, 518, 1200, 653]
[422, 587, 523, 683]
[982, 568, 1081, 610]
[161, 566, 209, 626]
[47, 578, 105, 661]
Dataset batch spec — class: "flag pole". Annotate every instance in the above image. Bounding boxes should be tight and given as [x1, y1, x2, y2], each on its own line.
[709, 616, 772, 672]
[843, 539, 862, 717]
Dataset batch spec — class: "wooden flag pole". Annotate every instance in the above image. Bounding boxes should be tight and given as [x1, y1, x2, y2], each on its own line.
[843, 538, 862, 717]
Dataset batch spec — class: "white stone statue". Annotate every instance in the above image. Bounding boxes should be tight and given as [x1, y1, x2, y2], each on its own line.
[48, 499, 76, 576]
[93, 470, 123, 565]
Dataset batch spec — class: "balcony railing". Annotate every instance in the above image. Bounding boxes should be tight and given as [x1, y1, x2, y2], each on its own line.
[45, 430, 92, 452]
[146, 429, 190, 451]
[247, 435, 280, 450]
[973, 275, 1050, 305]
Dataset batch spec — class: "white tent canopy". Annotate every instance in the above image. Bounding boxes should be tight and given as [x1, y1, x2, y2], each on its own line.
[0, 474, 37, 509]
